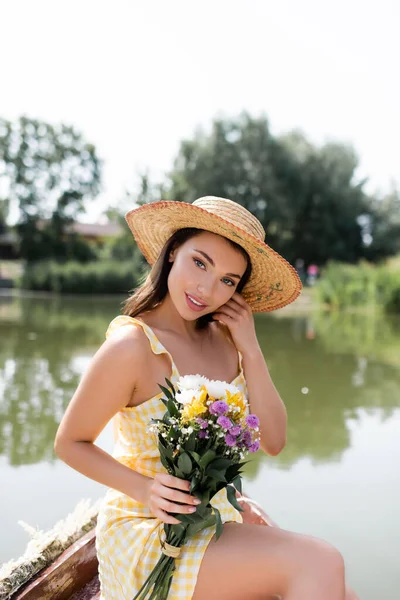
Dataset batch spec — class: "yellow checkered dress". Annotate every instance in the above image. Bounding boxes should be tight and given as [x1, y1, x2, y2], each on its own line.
[96, 316, 247, 600]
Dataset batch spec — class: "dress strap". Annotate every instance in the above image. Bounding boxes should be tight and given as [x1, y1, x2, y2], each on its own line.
[106, 315, 180, 384]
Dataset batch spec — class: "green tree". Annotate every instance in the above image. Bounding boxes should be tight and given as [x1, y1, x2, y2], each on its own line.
[103, 173, 165, 263]
[166, 112, 383, 265]
[0, 115, 102, 261]
[364, 186, 400, 260]
[0, 197, 9, 234]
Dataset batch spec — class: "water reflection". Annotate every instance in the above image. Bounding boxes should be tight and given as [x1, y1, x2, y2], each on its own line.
[0, 296, 399, 471]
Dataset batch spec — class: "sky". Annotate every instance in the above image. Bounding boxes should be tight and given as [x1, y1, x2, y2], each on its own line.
[1, 0, 399, 222]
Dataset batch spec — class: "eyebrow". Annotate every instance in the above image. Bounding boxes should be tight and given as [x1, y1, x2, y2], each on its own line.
[193, 249, 242, 279]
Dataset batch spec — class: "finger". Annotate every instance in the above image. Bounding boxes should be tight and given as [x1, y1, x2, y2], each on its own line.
[158, 497, 198, 515]
[231, 293, 251, 310]
[157, 483, 199, 506]
[156, 473, 190, 492]
[155, 509, 182, 525]
[215, 305, 240, 320]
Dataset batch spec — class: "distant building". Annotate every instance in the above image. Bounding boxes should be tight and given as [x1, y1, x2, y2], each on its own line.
[0, 221, 123, 259]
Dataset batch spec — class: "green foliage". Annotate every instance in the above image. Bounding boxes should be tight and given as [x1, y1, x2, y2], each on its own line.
[315, 260, 400, 313]
[20, 260, 142, 294]
[164, 112, 382, 265]
[364, 187, 400, 260]
[0, 115, 101, 261]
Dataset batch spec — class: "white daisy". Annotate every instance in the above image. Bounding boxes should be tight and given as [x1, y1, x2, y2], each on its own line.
[176, 388, 204, 405]
[206, 379, 241, 399]
[176, 374, 209, 392]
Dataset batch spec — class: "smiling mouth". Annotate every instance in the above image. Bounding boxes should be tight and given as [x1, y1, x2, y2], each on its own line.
[185, 293, 208, 309]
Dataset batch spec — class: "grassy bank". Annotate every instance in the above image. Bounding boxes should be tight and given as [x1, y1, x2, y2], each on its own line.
[20, 260, 144, 294]
[314, 259, 400, 314]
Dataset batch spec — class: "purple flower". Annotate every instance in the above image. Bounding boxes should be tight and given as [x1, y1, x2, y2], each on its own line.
[229, 425, 242, 437]
[217, 416, 232, 429]
[199, 430, 209, 439]
[241, 430, 252, 447]
[245, 414, 260, 429]
[225, 433, 237, 447]
[209, 401, 229, 416]
[196, 418, 208, 429]
[249, 440, 260, 453]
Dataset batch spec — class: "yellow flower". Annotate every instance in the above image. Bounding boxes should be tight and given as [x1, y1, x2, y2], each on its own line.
[225, 389, 247, 420]
[181, 387, 208, 423]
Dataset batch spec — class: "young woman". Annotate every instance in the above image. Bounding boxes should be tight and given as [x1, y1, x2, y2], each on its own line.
[55, 197, 360, 600]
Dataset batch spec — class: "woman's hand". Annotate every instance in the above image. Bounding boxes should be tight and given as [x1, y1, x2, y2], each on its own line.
[145, 473, 201, 525]
[213, 292, 260, 356]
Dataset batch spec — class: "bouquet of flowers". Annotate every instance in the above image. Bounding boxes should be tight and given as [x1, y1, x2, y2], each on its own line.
[133, 374, 261, 600]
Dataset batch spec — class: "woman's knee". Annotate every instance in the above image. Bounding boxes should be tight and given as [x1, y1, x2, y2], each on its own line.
[301, 536, 345, 582]
[320, 543, 345, 582]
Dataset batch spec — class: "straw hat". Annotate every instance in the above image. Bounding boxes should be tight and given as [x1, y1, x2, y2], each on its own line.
[125, 196, 302, 312]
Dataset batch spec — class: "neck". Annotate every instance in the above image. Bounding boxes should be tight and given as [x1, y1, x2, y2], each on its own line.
[146, 293, 206, 341]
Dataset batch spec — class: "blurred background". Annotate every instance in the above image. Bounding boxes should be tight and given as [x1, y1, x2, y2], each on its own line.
[0, 1, 399, 599]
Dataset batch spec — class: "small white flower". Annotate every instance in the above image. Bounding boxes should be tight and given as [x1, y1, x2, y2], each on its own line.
[206, 380, 240, 399]
[175, 389, 200, 405]
[188, 427, 194, 434]
[176, 374, 209, 392]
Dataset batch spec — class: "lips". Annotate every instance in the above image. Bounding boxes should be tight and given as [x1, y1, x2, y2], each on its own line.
[185, 293, 208, 311]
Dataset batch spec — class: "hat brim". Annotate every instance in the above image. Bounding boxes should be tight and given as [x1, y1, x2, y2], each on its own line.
[125, 201, 302, 312]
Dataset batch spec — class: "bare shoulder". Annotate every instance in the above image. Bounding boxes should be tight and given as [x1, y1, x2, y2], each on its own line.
[55, 320, 154, 444]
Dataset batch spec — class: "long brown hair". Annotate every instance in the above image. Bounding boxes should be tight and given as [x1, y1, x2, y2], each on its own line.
[122, 228, 252, 330]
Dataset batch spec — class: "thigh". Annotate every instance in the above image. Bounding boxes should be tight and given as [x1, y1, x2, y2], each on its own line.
[192, 522, 335, 600]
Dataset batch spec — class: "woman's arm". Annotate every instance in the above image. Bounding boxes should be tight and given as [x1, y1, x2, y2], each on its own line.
[54, 326, 201, 523]
[54, 327, 152, 504]
[212, 292, 287, 457]
[241, 347, 287, 456]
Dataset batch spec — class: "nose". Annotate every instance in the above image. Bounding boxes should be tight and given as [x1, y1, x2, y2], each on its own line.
[197, 277, 215, 301]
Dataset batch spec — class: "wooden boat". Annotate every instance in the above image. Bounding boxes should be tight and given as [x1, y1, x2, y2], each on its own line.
[10, 494, 277, 600]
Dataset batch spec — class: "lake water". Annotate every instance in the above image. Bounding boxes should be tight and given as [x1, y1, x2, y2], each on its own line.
[1, 293, 399, 599]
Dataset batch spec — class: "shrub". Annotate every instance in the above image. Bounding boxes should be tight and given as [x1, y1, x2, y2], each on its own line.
[314, 260, 400, 314]
[20, 260, 146, 294]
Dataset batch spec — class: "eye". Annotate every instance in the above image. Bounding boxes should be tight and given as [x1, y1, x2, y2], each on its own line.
[193, 258, 206, 269]
[193, 257, 235, 286]
[222, 278, 235, 287]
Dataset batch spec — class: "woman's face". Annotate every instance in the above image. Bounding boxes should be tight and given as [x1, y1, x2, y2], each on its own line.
[167, 231, 248, 320]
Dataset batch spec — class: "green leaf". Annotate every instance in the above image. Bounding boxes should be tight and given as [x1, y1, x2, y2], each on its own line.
[232, 475, 242, 495]
[173, 465, 186, 479]
[158, 384, 174, 401]
[165, 377, 176, 394]
[190, 475, 201, 493]
[195, 488, 210, 505]
[206, 469, 227, 483]
[199, 449, 216, 469]
[167, 398, 179, 417]
[226, 484, 244, 512]
[208, 458, 232, 471]
[186, 513, 216, 538]
[159, 453, 173, 473]
[225, 463, 243, 481]
[178, 452, 193, 475]
[193, 503, 211, 519]
[214, 507, 224, 540]
[185, 432, 197, 452]
[175, 512, 198, 524]
[159, 443, 173, 461]
[189, 451, 201, 465]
